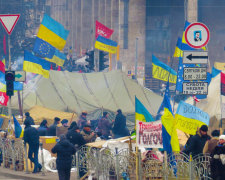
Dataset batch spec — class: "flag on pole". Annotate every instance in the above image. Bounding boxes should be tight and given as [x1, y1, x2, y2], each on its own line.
[95, 35, 117, 54]
[221, 72, 225, 96]
[45, 49, 66, 66]
[95, 20, 114, 39]
[13, 114, 22, 138]
[0, 91, 8, 106]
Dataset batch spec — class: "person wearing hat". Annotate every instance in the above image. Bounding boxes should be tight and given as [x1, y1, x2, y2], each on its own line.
[47, 117, 61, 136]
[97, 112, 113, 140]
[183, 125, 211, 158]
[77, 111, 89, 130]
[203, 129, 220, 154]
[56, 119, 69, 137]
[210, 135, 225, 179]
[25, 112, 35, 125]
[23, 119, 42, 173]
[80, 124, 96, 143]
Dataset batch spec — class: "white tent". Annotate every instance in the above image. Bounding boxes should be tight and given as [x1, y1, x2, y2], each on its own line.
[10, 70, 162, 125]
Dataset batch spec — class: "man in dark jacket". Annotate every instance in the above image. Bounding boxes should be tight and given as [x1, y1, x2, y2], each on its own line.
[183, 125, 211, 158]
[112, 109, 129, 138]
[52, 134, 76, 180]
[56, 119, 69, 137]
[23, 119, 42, 173]
[47, 117, 60, 136]
[77, 111, 89, 130]
[66, 126, 86, 149]
[25, 112, 35, 125]
[98, 112, 113, 139]
[38, 120, 48, 136]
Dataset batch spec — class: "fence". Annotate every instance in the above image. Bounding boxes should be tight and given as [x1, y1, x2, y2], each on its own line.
[0, 136, 212, 180]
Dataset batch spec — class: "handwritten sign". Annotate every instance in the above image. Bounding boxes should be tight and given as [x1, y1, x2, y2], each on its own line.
[136, 120, 163, 148]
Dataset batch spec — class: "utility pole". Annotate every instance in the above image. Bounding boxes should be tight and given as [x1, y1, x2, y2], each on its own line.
[135, 38, 138, 80]
[187, 0, 198, 22]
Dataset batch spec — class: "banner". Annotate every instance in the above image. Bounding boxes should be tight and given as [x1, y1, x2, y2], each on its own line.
[221, 72, 225, 96]
[136, 120, 163, 148]
[175, 101, 210, 135]
[95, 20, 114, 39]
[0, 92, 8, 106]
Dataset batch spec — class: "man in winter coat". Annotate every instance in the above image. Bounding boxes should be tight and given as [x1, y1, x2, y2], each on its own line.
[23, 119, 42, 173]
[47, 117, 60, 136]
[203, 129, 220, 154]
[210, 135, 225, 179]
[98, 112, 113, 139]
[112, 109, 129, 138]
[80, 124, 96, 143]
[77, 111, 89, 130]
[52, 134, 76, 180]
[66, 126, 86, 149]
[183, 125, 211, 158]
[25, 112, 35, 125]
[56, 119, 69, 137]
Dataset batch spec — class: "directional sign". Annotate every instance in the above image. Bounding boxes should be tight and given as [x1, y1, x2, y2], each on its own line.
[0, 14, 20, 35]
[184, 22, 210, 49]
[183, 67, 207, 80]
[183, 82, 208, 95]
[183, 51, 208, 64]
[15, 71, 26, 82]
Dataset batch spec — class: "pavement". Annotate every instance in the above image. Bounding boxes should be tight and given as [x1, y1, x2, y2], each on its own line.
[0, 166, 77, 180]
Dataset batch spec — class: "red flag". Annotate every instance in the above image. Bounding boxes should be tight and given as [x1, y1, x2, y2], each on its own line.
[57, 66, 61, 71]
[3, 35, 6, 55]
[0, 92, 9, 106]
[95, 20, 114, 39]
[221, 72, 225, 96]
[50, 64, 53, 70]
[193, 96, 200, 103]
[0, 60, 5, 73]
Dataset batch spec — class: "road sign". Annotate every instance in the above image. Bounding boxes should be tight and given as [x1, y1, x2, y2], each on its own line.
[183, 51, 208, 64]
[15, 71, 26, 82]
[184, 22, 210, 49]
[0, 14, 20, 35]
[183, 67, 207, 80]
[183, 82, 208, 95]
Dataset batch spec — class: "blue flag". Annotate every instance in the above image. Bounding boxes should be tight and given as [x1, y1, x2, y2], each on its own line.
[13, 114, 22, 138]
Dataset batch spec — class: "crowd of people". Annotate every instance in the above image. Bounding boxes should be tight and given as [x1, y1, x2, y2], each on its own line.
[23, 109, 129, 180]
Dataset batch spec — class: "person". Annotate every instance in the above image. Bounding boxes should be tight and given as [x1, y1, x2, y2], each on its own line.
[47, 117, 60, 136]
[183, 125, 211, 158]
[51, 134, 76, 180]
[80, 124, 96, 143]
[112, 109, 130, 138]
[66, 126, 86, 150]
[38, 119, 48, 136]
[23, 119, 42, 173]
[97, 112, 113, 140]
[24, 112, 35, 125]
[77, 111, 89, 130]
[210, 135, 225, 179]
[68, 121, 78, 131]
[194, 31, 201, 42]
[203, 129, 220, 154]
[56, 119, 69, 137]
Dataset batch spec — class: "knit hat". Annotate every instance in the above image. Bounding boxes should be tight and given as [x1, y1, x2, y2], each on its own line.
[61, 119, 68, 125]
[219, 135, 225, 141]
[200, 125, 208, 132]
[25, 112, 30, 117]
[211, 130, 220, 137]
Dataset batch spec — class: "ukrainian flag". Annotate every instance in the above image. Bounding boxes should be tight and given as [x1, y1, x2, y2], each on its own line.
[152, 55, 177, 84]
[173, 37, 195, 57]
[95, 35, 117, 54]
[13, 115, 23, 138]
[161, 82, 180, 153]
[135, 96, 155, 122]
[45, 49, 66, 66]
[37, 14, 69, 51]
[23, 50, 51, 78]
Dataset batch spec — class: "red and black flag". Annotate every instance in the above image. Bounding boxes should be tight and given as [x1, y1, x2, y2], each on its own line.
[221, 72, 225, 96]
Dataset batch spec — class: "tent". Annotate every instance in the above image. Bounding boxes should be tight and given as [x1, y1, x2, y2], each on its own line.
[9, 70, 162, 127]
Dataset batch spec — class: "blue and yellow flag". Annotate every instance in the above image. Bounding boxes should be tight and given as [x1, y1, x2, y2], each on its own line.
[37, 14, 69, 51]
[33, 37, 55, 59]
[95, 35, 117, 54]
[23, 50, 51, 78]
[152, 55, 177, 84]
[161, 82, 180, 153]
[45, 49, 66, 66]
[135, 96, 155, 122]
[13, 115, 23, 138]
[173, 37, 195, 57]
[175, 101, 209, 135]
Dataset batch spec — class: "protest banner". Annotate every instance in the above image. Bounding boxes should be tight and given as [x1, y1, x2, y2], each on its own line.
[136, 120, 163, 148]
[175, 101, 209, 135]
